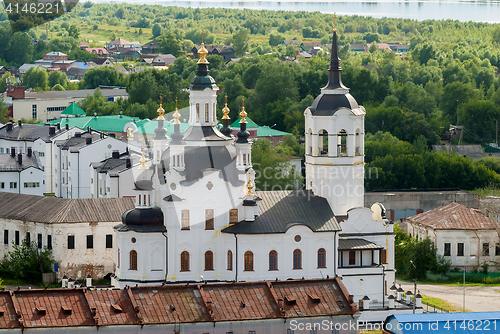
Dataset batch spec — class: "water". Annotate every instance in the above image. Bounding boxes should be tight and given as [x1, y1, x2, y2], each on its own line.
[90, 0, 500, 23]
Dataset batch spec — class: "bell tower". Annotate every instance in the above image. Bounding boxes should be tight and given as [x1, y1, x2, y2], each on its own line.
[304, 21, 365, 215]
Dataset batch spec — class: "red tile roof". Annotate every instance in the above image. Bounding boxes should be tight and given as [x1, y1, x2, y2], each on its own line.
[0, 278, 356, 330]
[406, 202, 497, 230]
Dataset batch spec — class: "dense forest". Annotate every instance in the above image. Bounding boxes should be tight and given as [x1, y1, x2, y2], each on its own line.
[2, 3, 500, 191]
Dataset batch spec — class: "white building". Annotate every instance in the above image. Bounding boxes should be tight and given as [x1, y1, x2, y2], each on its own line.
[54, 130, 130, 199]
[405, 202, 500, 271]
[0, 192, 134, 279]
[0, 149, 44, 196]
[0, 121, 80, 195]
[112, 30, 396, 310]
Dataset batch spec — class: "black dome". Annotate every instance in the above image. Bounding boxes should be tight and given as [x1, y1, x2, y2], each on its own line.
[122, 207, 164, 226]
[190, 63, 218, 91]
[309, 93, 359, 116]
[134, 179, 153, 191]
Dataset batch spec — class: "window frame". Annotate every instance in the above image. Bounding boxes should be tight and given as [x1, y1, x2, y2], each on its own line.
[229, 209, 238, 224]
[205, 250, 214, 271]
[317, 248, 326, 268]
[293, 249, 302, 269]
[105, 234, 113, 248]
[205, 209, 214, 230]
[181, 251, 190, 272]
[444, 243, 451, 256]
[457, 242, 464, 256]
[86, 235, 94, 249]
[181, 210, 190, 230]
[227, 250, 233, 271]
[348, 250, 356, 266]
[67, 235, 75, 249]
[129, 250, 138, 270]
[244, 251, 254, 271]
[269, 250, 278, 271]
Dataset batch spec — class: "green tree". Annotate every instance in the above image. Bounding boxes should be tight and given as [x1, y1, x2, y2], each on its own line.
[51, 84, 65, 91]
[0, 97, 9, 123]
[152, 23, 162, 38]
[459, 100, 500, 143]
[269, 33, 284, 46]
[232, 29, 250, 56]
[158, 32, 183, 57]
[441, 81, 480, 122]
[0, 239, 54, 284]
[254, 61, 299, 109]
[5, 32, 34, 66]
[23, 66, 48, 90]
[115, 7, 125, 19]
[0, 72, 15, 94]
[68, 25, 79, 39]
[48, 71, 68, 88]
[81, 66, 125, 89]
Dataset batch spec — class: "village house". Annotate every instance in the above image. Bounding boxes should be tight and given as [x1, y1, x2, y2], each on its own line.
[0, 148, 44, 196]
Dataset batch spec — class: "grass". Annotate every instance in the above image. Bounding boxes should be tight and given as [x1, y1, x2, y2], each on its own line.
[470, 187, 500, 198]
[397, 276, 500, 287]
[421, 295, 465, 313]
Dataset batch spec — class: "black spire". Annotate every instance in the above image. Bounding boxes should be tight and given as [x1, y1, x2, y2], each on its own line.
[324, 29, 347, 90]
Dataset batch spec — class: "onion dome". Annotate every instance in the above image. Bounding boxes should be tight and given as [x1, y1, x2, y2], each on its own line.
[190, 30, 218, 91]
[236, 98, 250, 143]
[220, 94, 232, 137]
[170, 98, 184, 145]
[154, 95, 168, 139]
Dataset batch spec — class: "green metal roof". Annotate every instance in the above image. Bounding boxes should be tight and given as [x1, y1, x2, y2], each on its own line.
[134, 119, 191, 135]
[43, 115, 143, 133]
[257, 126, 291, 138]
[61, 102, 86, 116]
[230, 117, 259, 129]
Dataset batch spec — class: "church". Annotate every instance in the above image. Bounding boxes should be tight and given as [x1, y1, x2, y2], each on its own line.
[112, 28, 395, 305]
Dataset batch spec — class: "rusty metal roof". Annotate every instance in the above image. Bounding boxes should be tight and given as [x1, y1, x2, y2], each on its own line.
[0, 193, 134, 224]
[338, 238, 383, 250]
[0, 278, 356, 329]
[406, 202, 497, 230]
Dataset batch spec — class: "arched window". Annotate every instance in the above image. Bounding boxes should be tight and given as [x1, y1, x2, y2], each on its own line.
[129, 250, 137, 270]
[317, 248, 326, 268]
[269, 250, 278, 270]
[244, 251, 253, 271]
[338, 129, 347, 156]
[293, 249, 302, 269]
[227, 250, 233, 271]
[355, 128, 361, 155]
[229, 209, 238, 224]
[205, 209, 214, 230]
[319, 129, 328, 155]
[181, 251, 190, 271]
[205, 250, 214, 271]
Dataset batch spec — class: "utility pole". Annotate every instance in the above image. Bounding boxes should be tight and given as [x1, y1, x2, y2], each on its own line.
[410, 260, 417, 314]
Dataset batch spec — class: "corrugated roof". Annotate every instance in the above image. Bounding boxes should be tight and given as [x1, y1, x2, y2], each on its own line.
[0, 192, 134, 223]
[222, 190, 340, 234]
[257, 126, 291, 137]
[338, 238, 383, 250]
[86, 289, 137, 326]
[46, 115, 144, 133]
[0, 123, 67, 143]
[407, 202, 497, 230]
[135, 119, 191, 136]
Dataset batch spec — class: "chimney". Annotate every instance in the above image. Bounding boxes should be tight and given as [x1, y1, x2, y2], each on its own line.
[49, 126, 56, 136]
[112, 150, 119, 159]
[10, 147, 15, 158]
[61, 274, 68, 288]
[86, 274, 92, 287]
[17, 153, 22, 165]
[67, 278, 74, 289]
[65, 123, 69, 130]
[75, 132, 82, 138]
[18, 120, 21, 127]
[56, 123, 60, 130]
[126, 158, 131, 169]
[87, 126, 92, 134]
[27, 147, 32, 157]
[109, 133, 116, 138]
[6, 122, 12, 131]
[86, 137, 92, 145]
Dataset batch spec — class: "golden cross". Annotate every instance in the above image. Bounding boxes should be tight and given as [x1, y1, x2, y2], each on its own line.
[202, 29, 204, 44]
[225, 94, 228, 104]
[159, 94, 162, 105]
[333, 12, 337, 32]
[175, 97, 178, 109]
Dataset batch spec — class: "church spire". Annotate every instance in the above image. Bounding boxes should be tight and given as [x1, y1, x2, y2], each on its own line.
[324, 13, 347, 90]
[236, 98, 249, 143]
[220, 94, 232, 137]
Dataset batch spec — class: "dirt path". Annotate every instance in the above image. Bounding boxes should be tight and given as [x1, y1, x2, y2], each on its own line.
[397, 280, 500, 312]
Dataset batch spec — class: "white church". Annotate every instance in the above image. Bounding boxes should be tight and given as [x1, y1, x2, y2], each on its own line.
[112, 29, 395, 306]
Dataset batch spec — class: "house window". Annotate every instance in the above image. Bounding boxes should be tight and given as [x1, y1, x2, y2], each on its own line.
[0, 182, 4, 188]
[205, 103, 209, 123]
[67, 235, 75, 249]
[293, 249, 302, 269]
[196, 103, 200, 122]
[181, 210, 190, 230]
[205, 250, 214, 271]
[106, 235, 113, 248]
[15, 231, 19, 245]
[205, 209, 214, 230]
[348, 251, 356, 265]
[87, 235, 93, 249]
[458, 243, 464, 256]
[317, 248, 326, 268]
[3, 230, 8, 245]
[26, 232, 30, 245]
[444, 243, 451, 256]
[483, 243, 490, 256]
[10, 182, 17, 189]
[244, 251, 253, 271]
[32, 104, 37, 119]
[381, 249, 388, 264]
[227, 250, 233, 271]
[181, 251, 190, 271]
[130, 250, 138, 270]
[269, 250, 278, 270]
[496, 243, 500, 256]
[287, 330, 294, 334]
[229, 209, 238, 224]
[37, 233, 42, 249]
[47, 235, 52, 249]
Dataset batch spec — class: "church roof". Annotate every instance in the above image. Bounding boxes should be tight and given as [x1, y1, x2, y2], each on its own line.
[118, 207, 166, 232]
[61, 102, 86, 116]
[182, 125, 230, 141]
[222, 190, 340, 234]
[338, 238, 383, 250]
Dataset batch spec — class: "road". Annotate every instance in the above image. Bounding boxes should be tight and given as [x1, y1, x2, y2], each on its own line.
[397, 280, 500, 312]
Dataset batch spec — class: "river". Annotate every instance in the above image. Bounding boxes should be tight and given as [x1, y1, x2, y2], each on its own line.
[91, 0, 500, 23]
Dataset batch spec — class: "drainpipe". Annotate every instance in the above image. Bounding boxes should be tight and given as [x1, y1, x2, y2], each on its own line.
[77, 152, 80, 198]
[234, 234, 238, 282]
[162, 231, 168, 282]
[473, 230, 481, 267]
[333, 230, 337, 276]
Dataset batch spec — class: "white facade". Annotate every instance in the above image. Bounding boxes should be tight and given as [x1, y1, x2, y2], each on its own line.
[0, 166, 45, 196]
